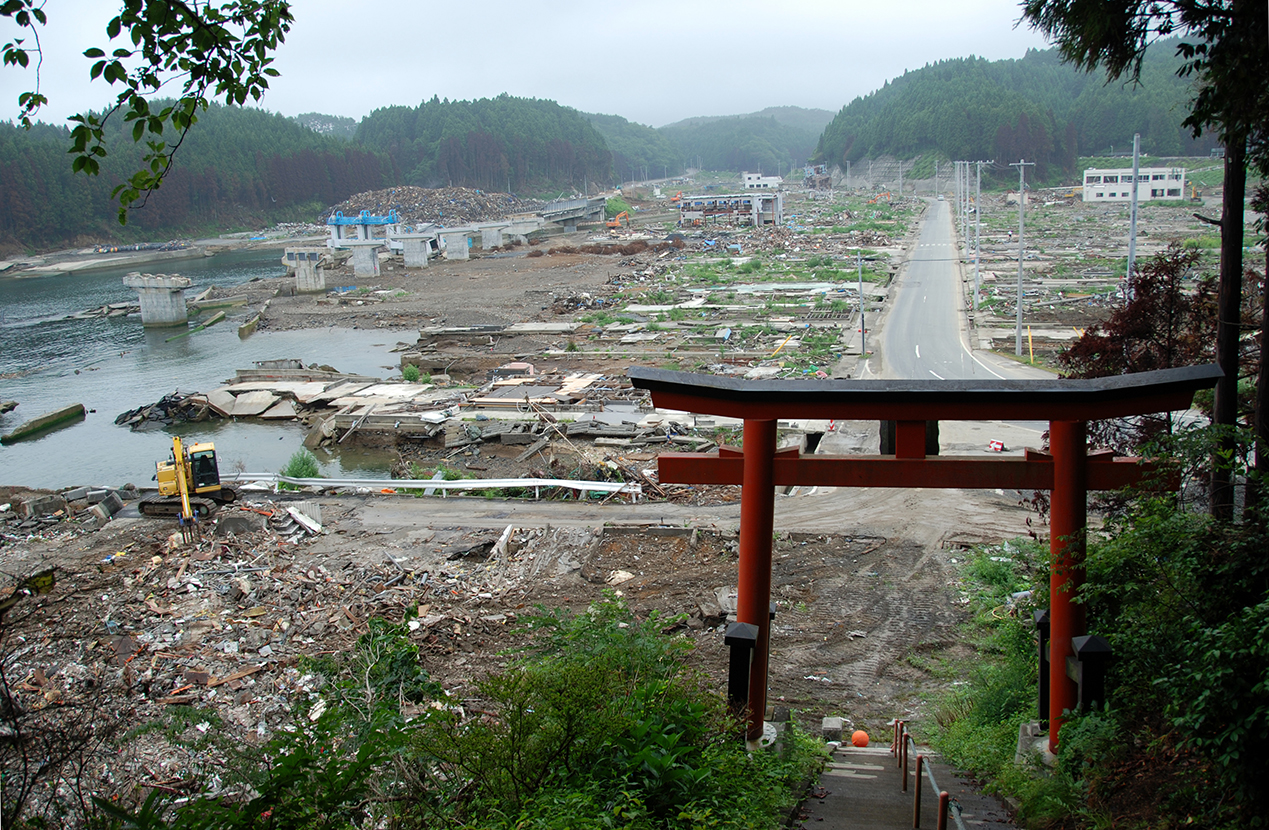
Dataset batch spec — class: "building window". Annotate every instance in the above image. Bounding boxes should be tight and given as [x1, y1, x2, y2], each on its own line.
[1152, 174, 1164, 180]
[1151, 189, 1163, 197]
[1167, 188, 1181, 196]
[1087, 175, 1102, 184]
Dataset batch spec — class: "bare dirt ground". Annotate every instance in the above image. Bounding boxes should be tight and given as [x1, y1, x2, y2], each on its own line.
[259, 245, 626, 335]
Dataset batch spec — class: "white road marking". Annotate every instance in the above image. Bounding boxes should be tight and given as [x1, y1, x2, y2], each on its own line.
[929, 370, 944, 379]
[915, 345, 921, 359]
[966, 348, 1007, 379]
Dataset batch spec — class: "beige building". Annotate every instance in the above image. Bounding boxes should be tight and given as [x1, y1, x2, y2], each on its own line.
[1082, 167, 1185, 202]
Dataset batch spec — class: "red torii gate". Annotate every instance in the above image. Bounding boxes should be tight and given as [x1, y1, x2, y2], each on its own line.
[629, 364, 1221, 750]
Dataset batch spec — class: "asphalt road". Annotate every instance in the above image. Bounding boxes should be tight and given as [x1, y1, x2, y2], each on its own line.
[877, 199, 1049, 381]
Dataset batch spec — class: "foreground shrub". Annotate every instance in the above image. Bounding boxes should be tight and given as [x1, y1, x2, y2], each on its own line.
[96, 597, 820, 830]
[399, 592, 823, 828]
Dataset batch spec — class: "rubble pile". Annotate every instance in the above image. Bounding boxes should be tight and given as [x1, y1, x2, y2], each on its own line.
[115, 392, 223, 432]
[1, 485, 139, 537]
[321, 186, 536, 227]
[543, 239, 686, 257]
[0, 504, 640, 816]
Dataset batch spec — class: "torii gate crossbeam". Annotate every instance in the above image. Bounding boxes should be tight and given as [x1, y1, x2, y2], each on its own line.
[629, 365, 1221, 751]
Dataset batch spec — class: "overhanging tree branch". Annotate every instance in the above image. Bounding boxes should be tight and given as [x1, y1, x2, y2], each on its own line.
[4, 0, 292, 224]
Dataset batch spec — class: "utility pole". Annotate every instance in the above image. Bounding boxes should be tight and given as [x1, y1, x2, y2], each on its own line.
[858, 249, 866, 355]
[898, 159, 902, 196]
[1126, 132, 1141, 290]
[975, 160, 986, 310]
[957, 162, 966, 244]
[961, 162, 969, 247]
[934, 160, 939, 195]
[1011, 159, 1035, 356]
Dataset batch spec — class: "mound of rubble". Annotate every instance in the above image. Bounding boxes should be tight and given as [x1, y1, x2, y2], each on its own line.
[321, 186, 537, 227]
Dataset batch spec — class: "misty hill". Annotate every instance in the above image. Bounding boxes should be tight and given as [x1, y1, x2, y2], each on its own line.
[814, 41, 1221, 182]
[660, 106, 834, 133]
[0, 104, 389, 251]
[659, 116, 818, 177]
[294, 112, 358, 140]
[355, 95, 612, 193]
[580, 113, 682, 180]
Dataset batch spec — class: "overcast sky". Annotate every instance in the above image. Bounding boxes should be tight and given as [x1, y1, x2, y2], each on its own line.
[2, 0, 1053, 129]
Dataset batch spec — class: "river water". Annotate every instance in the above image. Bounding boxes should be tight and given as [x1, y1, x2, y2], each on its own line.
[1, 250, 407, 489]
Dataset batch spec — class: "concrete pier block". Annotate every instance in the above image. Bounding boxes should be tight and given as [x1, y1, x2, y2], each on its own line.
[480, 226, 504, 249]
[350, 245, 381, 277]
[439, 231, 471, 260]
[401, 237, 431, 268]
[122, 272, 191, 327]
[285, 247, 327, 293]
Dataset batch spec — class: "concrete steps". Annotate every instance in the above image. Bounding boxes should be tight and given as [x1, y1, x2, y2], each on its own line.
[798, 744, 1017, 830]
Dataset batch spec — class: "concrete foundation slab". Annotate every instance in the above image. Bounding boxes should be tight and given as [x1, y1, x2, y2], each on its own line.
[205, 389, 236, 417]
[230, 391, 279, 417]
[261, 400, 298, 419]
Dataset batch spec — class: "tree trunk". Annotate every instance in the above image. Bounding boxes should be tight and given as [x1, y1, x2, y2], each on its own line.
[1253, 247, 1268, 524]
[1211, 138, 1246, 520]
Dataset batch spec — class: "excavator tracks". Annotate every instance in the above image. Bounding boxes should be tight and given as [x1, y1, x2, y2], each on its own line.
[137, 495, 218, 519]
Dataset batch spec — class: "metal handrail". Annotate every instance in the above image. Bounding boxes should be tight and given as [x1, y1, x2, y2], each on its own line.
[891, 719, 967, 830]
[222, 473, 641, 500]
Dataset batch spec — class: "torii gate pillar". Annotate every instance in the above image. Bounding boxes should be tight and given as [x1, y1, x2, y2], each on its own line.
[737, 419, 776, 747]
[1049, 420, 1087, 752]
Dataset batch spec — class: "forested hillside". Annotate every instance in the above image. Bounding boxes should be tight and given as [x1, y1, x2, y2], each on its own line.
[582, 107, 830, 180]
[0, 104, 389, 251]
[661, 106, 834, 134]
[659, 115, 818, 177]
[814, 41, 1221, 181]
[581, 113, 682, 181]
[355, 95, 612, 193]
[294, 112, 358, 140]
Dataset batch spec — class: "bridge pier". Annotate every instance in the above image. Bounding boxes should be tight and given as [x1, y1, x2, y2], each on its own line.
[285, 247, 327, 293]
[480, 226, 505, 249]
[439, 230, 473, 260]
[122, 272, 191, 327]
[338, 240, 381, 277]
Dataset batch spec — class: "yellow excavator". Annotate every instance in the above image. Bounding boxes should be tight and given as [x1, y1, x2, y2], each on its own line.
[139, 436, 238, 520]
[606, 210, 630, 229]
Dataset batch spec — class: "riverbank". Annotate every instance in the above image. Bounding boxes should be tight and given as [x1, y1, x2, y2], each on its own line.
[0, 228, 326, 279]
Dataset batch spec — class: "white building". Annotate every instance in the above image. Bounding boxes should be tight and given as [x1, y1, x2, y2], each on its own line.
[742, 171, 783, 189]
[678, 192, 783, 227]
[1082, 167, 1186, 202]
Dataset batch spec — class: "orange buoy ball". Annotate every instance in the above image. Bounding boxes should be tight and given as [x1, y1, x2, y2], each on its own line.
[851, 730, 870, 747]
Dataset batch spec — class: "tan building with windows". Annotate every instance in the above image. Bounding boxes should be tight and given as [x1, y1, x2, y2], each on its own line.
[1082, 167, 1185, 202]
